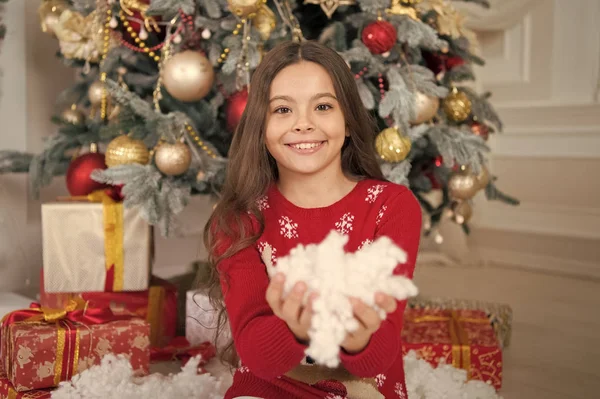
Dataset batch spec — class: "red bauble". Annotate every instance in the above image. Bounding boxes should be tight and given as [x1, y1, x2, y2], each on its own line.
[361, 21, 397, 55]
[470, 122, 490, 141]
[66, 152, 109, 196]
[226, 89, 249, 133]
[445, 56, 465, 70]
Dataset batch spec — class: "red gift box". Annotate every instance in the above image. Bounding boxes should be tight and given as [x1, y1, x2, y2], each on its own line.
[0, 364, 52, 399]
[40, 273, 177, 348]
[1, 302, 150, 392]
[401, 308, 503, 390]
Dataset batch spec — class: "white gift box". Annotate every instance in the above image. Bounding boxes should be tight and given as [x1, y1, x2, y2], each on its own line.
[186, 290, 231, 351]
[42, 202, 151, 293]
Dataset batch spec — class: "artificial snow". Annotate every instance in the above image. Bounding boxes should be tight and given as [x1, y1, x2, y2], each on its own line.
[265, 230, 419, 368]
[50, 351, 502, 399]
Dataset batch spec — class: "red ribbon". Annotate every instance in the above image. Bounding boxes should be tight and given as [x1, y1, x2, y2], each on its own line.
[150, 337, 216, 367]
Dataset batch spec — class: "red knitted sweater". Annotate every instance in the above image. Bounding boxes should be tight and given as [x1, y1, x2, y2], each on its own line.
[218, 179, 422, 399]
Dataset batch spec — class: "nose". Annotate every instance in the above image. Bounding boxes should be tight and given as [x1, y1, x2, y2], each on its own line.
[292, 115, 315, 134]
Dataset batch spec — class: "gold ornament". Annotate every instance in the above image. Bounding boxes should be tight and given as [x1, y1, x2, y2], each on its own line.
[375, 127, 412, 163]
[61, 105, 85, 125]
[452, 201, 472, 224]
[417, 0, 480, 55]
[475, 165, 490, 188]
[448, 170, 478, 200]
[386, 0, 420, 20]
[53, 10, 113, 62]
[304, 0, 356, 19]
[120, 0, 161, 33]
[411, 92, 440, 125]
[162, 51, 215, 102]
[443, 87, 471, 122]
[154, 142, 192, 176]
[252, 5, 276, 41]
[38, 0, 68, 36]
[88, 80, 107, 107]
[227, 0, 266, 19]
[105, 135, 150, 167]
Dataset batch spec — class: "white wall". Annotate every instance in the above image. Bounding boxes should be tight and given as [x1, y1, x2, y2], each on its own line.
[458, 0, 600, 278]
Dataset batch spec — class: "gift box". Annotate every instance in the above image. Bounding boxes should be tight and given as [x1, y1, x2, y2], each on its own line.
[0, 364, 52, 399]
[185, 290, 231, 352]
[407, 295, 513, 348]
[1, 302, 150, 392]
[41, 194, 152, 293]
[401, 308, 503, 390]
[40, 273, 177, 348]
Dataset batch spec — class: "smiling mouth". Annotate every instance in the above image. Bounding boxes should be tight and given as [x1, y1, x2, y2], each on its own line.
[286, 141, 326, 149]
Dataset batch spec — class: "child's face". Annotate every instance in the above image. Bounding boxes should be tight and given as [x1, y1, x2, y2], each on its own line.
[265, 61, 347, 179]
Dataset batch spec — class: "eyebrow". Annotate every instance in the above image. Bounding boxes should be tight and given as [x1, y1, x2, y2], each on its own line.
[269, 92, 338, 103]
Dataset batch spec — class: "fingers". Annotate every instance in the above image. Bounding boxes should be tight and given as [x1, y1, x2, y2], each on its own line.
[375, 292, 398, 314]
[265, 273, 285, 316]
[350, 298, 381, 332]
[281, 281, 307, 322]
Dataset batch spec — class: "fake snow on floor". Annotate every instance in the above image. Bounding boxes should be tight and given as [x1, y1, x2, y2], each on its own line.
[51, 351, 502, 399]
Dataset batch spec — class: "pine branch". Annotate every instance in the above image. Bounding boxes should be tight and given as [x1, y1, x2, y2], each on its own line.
[426, 125, 489, 173]
[443, 64, 475, 85]
[402, 64, 449, 98]
[318, 22, 348, 51]
[381, 161, 412, 186]
[485, 179, 520, 205]
[71, 0, 96, 15]
[389, 16, 448, 52]
[146, 0, 195, 19]
[459, 86, 503, 131]
[197, 0, 223, 19]
[356, 79, 375, 110]
[379, 68, 412, 133]
[0, 151, 34, 174]
[356, 0, 390, 14]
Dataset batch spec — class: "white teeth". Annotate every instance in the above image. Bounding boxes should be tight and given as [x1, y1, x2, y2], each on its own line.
[291, 142, 321, 149]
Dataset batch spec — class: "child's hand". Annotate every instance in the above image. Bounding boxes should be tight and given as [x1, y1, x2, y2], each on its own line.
[266, 273, 314, 343]
[341, 293, 398, 354]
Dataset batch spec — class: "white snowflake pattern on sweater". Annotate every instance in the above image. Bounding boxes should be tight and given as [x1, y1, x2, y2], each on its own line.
[335, 213, 355, 235]
[365, 184, 386, 203]
[238, 365, 250, 374]
[257, 195, 270, 211]
[279, 216, 299, 239]
[376, 205, 387, 225]
[258, 241, 277, 268]
[358, 239, 373, 250]
[394, 382, 407, 398]
[375, 373, 386, 388]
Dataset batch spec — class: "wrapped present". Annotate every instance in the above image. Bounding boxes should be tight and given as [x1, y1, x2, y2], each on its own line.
[0, 301, 150, 392]
[407, 295, 513, 348]
[185, 290, 231, 351]
[0, 364, 52, 399]
[41, 191, 152, 293]
[40, 273, 177, 348]
[401, 308, 503, 390]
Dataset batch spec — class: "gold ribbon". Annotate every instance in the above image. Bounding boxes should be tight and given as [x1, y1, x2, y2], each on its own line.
[405, 311, 489, 376]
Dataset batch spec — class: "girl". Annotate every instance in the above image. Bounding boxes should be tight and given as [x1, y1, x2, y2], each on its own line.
[203, 40, 422, 399]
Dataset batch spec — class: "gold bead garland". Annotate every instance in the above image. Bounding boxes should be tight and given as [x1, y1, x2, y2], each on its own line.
[119, 10, 161, 62]
[185, 124, 218, 159]
[218, 20, 245, 64]
[100, 7, 112, 121]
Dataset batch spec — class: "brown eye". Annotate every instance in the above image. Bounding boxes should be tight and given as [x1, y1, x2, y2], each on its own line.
[316, 104, 332, 111]
[274, 107, 291, 114]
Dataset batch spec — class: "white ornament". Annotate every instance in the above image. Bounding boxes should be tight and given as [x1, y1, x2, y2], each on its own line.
[173, 34, 182, 44]
[267, 230, 418, 368]
[139, 26, 148, 40]
[201, 29, 212, 39]
[109, 16, 118, 29]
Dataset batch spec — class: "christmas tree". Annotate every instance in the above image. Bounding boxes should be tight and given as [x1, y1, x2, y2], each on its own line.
[0, 0, 517, 236]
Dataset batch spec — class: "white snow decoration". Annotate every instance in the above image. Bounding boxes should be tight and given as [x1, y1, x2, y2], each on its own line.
[403, 351, 502, 399]
[48, 350, 501, 399]
[51, 355, 225, 399]
[266, 230, 419, 368]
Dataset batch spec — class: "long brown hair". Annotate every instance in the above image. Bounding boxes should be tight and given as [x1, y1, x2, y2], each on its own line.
[201, 40, 385, 366]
